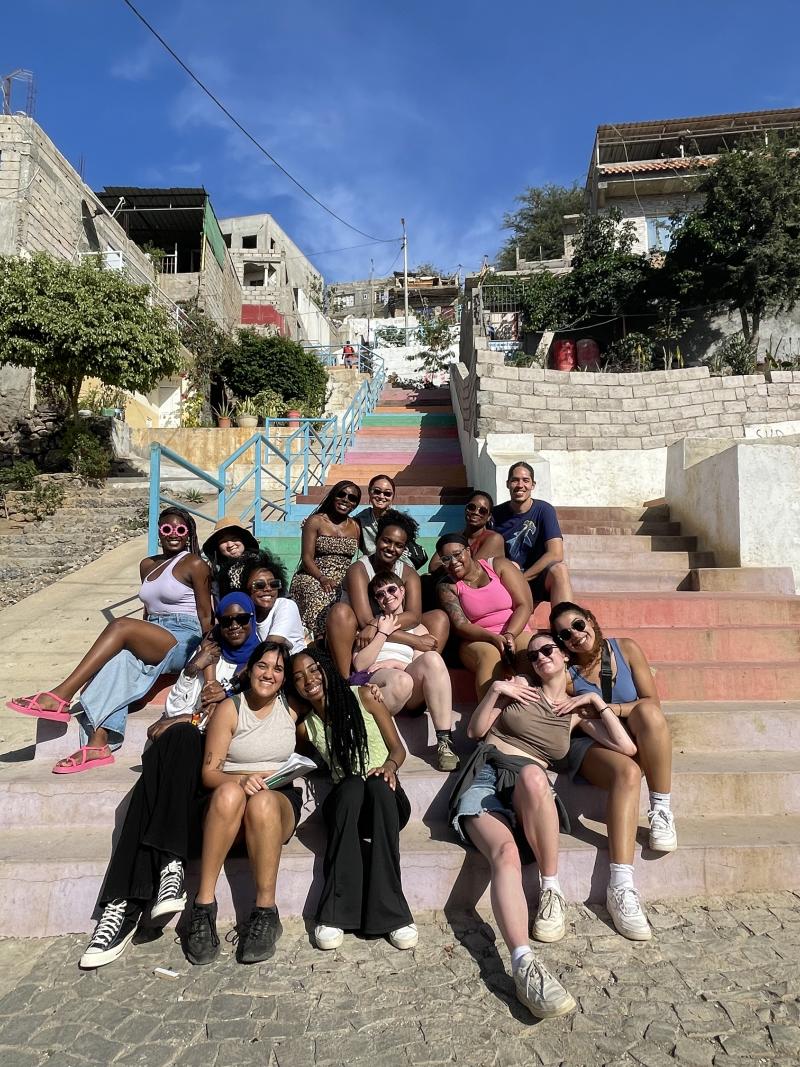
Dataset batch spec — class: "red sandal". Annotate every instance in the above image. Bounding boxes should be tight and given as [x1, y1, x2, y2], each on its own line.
[7, 692, 71, 723]
[52, 746, 115, 775]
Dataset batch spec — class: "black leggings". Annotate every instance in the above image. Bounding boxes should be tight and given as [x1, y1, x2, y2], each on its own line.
[316, 774, 412, 936]
[99, 723, 205, 906]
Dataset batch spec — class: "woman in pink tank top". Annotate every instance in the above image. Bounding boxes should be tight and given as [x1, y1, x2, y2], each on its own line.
[435, 533, 533, 699]
[9, 507, 212, 773]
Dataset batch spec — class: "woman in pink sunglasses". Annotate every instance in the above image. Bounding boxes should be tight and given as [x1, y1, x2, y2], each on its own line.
[8, 506, 212, 773]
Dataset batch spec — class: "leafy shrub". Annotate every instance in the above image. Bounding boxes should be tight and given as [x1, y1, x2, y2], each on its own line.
[0, 460, 38, 493]
[30, 480, 65, 520]
[604, 332, 654, 372]
[180, 393, 206, 427]
[221, 331, 328, 417]
[62, 426, 112, 482]
[250, 387, 285, 419]
[375, 326, 408, 348]
[703, 333, 758, 377]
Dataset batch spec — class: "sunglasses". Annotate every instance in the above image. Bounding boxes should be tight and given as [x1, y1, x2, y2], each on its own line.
[250, 579, 282, 592]
[557, 618, 588, 643]
[465, 503, 490, 516]
[374, 584, 400, 598]
[440, 547, 466, 564]
[219, 612, 252, 629]
[336, 490, 360, 503]
[528, 643, 559, 662]
[370, 488, 393, 498]
[159, 522, 188, 537]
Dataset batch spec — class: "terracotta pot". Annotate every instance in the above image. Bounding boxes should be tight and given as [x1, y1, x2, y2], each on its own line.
[550, 339, 576, 371]
[287, 409, 301, 427]
[217, 417, 232, 429]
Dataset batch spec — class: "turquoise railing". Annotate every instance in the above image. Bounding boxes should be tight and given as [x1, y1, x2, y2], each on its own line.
[147, 349, 385, 552]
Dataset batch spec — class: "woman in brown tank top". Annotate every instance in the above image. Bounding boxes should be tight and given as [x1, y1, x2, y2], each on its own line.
[451, 630, 635, 1019]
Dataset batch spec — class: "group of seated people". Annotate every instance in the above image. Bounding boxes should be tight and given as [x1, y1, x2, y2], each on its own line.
[8, 461, 676, 1022]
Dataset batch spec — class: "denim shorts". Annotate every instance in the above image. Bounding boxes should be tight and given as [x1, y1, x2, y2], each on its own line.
[451, 763, 515, 844]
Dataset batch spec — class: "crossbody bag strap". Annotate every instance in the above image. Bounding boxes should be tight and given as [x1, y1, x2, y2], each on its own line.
[600, 640, 614, 704]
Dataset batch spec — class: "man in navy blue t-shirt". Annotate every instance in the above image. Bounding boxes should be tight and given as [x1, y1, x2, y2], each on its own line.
[491, 462, 573, 606]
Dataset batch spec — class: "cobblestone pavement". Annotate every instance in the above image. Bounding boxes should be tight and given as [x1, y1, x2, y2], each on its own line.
[0, 892, 798, 1066]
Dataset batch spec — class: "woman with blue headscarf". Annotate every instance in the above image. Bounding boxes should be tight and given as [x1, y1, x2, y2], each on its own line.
[78, 594, 261, 971]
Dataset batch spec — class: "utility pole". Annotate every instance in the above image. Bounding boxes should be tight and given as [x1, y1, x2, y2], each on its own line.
[367, 257, 373, 355]
[401, 217, 409, 342]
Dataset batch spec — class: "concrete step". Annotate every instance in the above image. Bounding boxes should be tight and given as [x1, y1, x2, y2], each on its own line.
[324, 465, 469, 486]
[363, 414, 457, 427]
[570, 569, 695, 592]
[540, 591, 800, 627]
[342, 451, 465, 466]
[558, 520, 682, 535]
[567, 551, 715, 571]
[617, 624, 800, 662]
[3, 814, 798, 935]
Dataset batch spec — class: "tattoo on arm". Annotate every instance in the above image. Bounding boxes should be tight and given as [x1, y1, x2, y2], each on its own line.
[439, 584, 469, 627]
[215, 758, 226, 771]
[204, 753, 213, 766]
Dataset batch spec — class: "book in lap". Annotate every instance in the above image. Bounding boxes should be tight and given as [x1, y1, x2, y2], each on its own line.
[262, 753, 318, 791]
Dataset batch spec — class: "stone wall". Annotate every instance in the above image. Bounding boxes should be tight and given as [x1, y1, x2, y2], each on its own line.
[0, 411, 113, 471]
[465, 347, 800, 449]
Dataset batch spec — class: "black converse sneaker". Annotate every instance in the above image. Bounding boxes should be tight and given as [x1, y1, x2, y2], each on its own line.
[237, 906, 283, 964]
[79, 900, 142, 969]
[150, 858, 187, 920]
[185, 899, 220, 966]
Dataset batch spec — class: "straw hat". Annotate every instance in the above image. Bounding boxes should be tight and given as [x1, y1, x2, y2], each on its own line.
[202, 517, 260, 557]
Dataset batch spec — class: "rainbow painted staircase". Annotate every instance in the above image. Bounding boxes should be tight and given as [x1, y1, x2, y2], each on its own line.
[1, 387, 799, 936]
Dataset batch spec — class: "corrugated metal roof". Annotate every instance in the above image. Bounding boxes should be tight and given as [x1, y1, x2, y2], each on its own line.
[94, 187, 208, 236]
[596, 107, 800, 142]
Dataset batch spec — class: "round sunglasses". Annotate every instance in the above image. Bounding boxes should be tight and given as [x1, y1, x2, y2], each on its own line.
[528, 643, 559, 662]
[374, 584, 400, 598]
[159, 522, 188, 537]
[557, 618, 588, 643]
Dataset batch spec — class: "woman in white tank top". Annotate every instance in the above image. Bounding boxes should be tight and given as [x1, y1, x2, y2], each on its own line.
[350, 571, 459, 774]
[8, 507, 212, 773]
[184, 639, 302, 967]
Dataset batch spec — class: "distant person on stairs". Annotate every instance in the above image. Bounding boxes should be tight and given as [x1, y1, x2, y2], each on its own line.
[349, 570, 459, 772]
[8, 507, 212, 773]
[288, 480, 362, 640]
[491, 463, 573, 607]
[550, 601, 676, 942]
[78, 594, 261, 969]
[325, 509, 449, 678]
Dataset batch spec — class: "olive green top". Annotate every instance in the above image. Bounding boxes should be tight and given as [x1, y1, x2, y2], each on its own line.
[304, 688, 389, 783]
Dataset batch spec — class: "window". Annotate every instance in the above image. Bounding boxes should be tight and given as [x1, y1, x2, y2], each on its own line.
[646, 216, 673, 252]
[243, 262, 265, 287]
[267, 263, 277, 279]
[338, 294, 355, 308]
[269, 238, 276, 251]
[360, 291, 369, 301]
[241, 234, 258, 249]
[222, 233, 231, 248]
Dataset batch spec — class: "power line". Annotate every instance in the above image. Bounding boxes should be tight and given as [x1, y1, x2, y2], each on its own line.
[120, 0, 401, 244]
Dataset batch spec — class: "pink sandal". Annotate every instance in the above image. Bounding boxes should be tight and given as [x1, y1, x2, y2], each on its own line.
[52, 746, 115, 775]
[7, 692, 71, 723]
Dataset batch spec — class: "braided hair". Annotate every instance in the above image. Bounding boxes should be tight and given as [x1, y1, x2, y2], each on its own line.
[288, 646, 369, 778]
[158, 505, 200, 556]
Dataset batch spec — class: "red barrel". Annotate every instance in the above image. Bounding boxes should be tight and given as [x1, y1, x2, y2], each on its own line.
[551, 339, 576, 371]
[576, 337, 601, 370]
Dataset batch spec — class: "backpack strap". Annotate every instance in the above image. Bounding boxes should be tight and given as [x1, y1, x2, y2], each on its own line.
[600, 640, 613, 704]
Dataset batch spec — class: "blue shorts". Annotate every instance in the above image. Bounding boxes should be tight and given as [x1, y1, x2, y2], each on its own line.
[451, 763, 515, 844]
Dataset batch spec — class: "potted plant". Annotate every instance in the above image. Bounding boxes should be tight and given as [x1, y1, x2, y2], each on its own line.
[235, 397, 259, 429]
[214, 397, 236, 429]
[251, 388, 285, 426]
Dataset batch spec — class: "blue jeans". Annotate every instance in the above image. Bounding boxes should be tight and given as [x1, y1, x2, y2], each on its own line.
[77, 613, 202, 750]
[451, 762, 516, 844]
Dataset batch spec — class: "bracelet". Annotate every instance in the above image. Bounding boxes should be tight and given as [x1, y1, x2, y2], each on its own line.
[385, 758, 398, 771]
[600, 705, 614, 716]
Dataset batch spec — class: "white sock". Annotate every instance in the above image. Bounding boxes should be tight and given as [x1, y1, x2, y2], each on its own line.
[540, 874, 561, 895]
[511, 945, 531, 973]
[608, 863, 635, 891]
[649, 791, 671, 813]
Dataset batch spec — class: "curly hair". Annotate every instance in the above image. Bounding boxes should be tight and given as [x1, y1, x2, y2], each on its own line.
[376, 507, 419, 543]
[549, 601, 604, 653]
[158, 505, 200, 556]
[288, 647, 369, 778]
[314, 480, 361, 519]
[241, 550, 289, 596]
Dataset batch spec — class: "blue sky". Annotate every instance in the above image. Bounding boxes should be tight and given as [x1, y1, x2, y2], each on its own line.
[4, 0, 800, 283]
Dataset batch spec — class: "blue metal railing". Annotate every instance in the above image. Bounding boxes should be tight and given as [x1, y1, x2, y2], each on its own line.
[147, 350, 385, 552]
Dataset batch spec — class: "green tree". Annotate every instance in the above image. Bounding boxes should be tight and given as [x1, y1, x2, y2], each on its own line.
[564, 209, 652, 323]
[0, 252, 181, 420]
[221, 330, 328, 416]
[665, 143, 800, 349]
[497, 183, 584, 269]
[412, 262, 450, 278]
[415, 317, 455, 377]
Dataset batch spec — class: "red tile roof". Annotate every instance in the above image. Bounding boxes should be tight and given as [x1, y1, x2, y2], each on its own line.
[600, 155, 719, 176]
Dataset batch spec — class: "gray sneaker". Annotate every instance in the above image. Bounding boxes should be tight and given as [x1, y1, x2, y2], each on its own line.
[514, 951, 576, 1019]
[436, 737, 460, 772]
[533, 888, 567, 943]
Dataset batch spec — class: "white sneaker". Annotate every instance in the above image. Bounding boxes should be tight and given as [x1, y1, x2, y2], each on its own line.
[533, 889, 567, 943]
[648, 808, 678, 852]
[388, 923, 418, 950]
[314, 924, 344, 951]
[606, 885, 652, 941]
[513, 951, 576, 1019]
